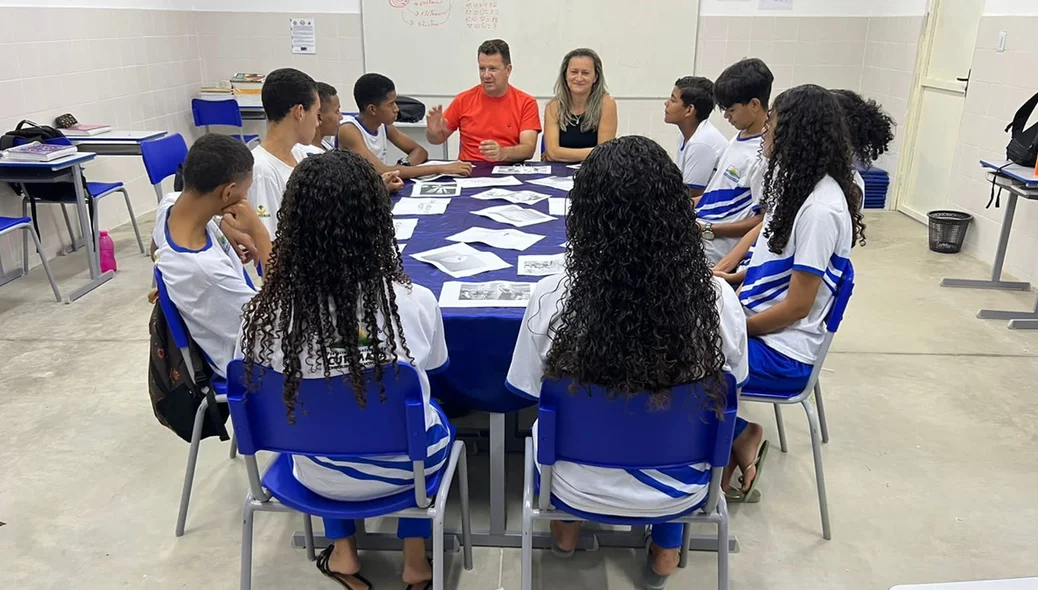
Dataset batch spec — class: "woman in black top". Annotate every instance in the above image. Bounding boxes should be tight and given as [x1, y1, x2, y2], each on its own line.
[543, 48, 618, 162]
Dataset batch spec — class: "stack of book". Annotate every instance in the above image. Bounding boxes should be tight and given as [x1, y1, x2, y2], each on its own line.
[230, 73, 265, 97]
[3, 141, 79, 162]
[200, 80, 233, 99]
[61, 124, 112, 137]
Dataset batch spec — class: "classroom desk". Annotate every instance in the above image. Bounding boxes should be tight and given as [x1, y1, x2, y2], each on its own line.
[68, 130, 166, 156]
[941, 160, 1038, 330]
[891, 578, 1038, 589]
[0, 152, 113, 302]
[289, 162, 738, 554]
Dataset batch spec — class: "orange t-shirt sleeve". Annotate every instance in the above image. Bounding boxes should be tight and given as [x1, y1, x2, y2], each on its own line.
[519, 94, 542, 133]
[443, 94, 463, 133]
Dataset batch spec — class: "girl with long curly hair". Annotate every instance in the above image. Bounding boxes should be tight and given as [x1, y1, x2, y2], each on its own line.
[720, 84, 866, 503]
[506, 135, 749, 585]
[237, 150, 451, 590]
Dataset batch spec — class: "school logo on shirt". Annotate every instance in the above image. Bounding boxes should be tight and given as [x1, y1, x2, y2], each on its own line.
[328, 328, 377, 368]
[256, 205, 270, 218]
[723, 165, 741, 183]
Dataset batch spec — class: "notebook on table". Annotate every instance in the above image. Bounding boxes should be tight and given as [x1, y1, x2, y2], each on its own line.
[2, 141, 79, 162]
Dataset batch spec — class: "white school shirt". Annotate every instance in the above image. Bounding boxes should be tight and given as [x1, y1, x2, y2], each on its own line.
[696, 134, 765, 266]
[506, 274, 748, 518]
[341, 115, 389, 164]
[152, 191, 180, 251]
[235, 282, 451, 502]
[247, 144, 311, 239]
[155, 207, 257, 379]
[676, 120, 729, 190]
[739, 174, 853, 365]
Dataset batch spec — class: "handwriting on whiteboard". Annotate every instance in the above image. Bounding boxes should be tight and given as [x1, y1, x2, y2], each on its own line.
[465, 0, 498, 30]
[392, 0, 454, 28]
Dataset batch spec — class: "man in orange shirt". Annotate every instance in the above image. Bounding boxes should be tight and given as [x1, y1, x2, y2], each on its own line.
[426, 39, 541, 162]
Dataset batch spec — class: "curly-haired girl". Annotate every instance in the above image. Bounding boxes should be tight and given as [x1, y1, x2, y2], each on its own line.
[237, 150, 451, 590]
[506, 135, 749, 586]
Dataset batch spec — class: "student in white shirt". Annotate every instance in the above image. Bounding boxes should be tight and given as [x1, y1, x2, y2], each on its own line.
[237, 150, 449, 590]
[155, 135, 272, 379]
[338, 73, 473, 182]
[299, 82, 342, 156]
[248, 68, 320, 239]
[695, 58, 774, 266]
[664, 76, 728, 197]
[505, 136, 748, 587]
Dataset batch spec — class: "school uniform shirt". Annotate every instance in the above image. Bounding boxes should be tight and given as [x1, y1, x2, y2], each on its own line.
[247, 144, 311, 239]
[506, 273, 748, 518]
[155, 205, 257, 379]
[235, 282, 451, 502]
[152, 192, 180, 251]
[696, 133, 765, 266]
[739, 174, 853, 365]
[676, 120, 729, 190]
[340, 115, 388, 164]
[444, 85, 541, 162]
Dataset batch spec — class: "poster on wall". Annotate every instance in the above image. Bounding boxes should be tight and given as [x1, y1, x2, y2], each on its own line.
[291, 17, 317, 54]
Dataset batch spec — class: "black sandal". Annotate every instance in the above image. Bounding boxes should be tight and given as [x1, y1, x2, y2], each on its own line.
[316, 545, 375, 590]
[403, 558, 433, 590]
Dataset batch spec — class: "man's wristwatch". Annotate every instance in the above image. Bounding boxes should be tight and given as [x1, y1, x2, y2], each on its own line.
[701, 221, 715, 240]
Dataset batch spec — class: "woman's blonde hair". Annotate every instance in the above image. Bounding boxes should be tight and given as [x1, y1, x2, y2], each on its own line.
[553, 48, 608, 134]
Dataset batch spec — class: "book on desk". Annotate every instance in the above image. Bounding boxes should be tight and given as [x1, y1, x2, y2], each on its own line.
[2, 141, 78, 162]
[61, 124, 112, 137]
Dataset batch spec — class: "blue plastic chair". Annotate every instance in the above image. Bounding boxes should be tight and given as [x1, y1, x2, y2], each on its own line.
[0, 216, 61, 301]
[226, 360, 473, 590]
[740, 262, 856, 541]
[191, 98, 260, 146]
[154, 266, 235, 537]
[141, 133, 189, 203]
[521, 374, 739, 590]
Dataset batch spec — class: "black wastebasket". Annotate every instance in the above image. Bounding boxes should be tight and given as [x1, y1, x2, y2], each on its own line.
[927, 210, 973, 254]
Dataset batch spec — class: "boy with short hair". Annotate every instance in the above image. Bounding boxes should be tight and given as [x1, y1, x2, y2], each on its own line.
[155, 135, 271, 379]
[338, 73, 473, 179]
[696, 58, 773, 266]
[665, 76, 728, 197]
[300, 82, 341, 155]
[248, 68, 319, 238]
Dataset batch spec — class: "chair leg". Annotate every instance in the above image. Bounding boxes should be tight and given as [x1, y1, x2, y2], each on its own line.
[802, 399, 832, 540]
[21, 199, 29, 273]
[119, 189, 146, 255]
[520, 440, 534, 590]
[458, 444, 473, 570]
[60, 203, 78, 251]
[432, 513, 445, 590]
[717, 498, 730, 590]
[229, 432, 238, 460]
[176, 397, 210, 537]
[28, 228, 62, 302]
[815, 381, 830, 444]
[678, 521, 692, 568]
[774, 404, 789, 453]
[240, 494, 256, 590]
[303, 514, 316, 562]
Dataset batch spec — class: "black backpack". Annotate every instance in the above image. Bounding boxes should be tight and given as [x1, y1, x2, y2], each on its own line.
[147, 304, 230, 443]
[1005, 91, 1038, 168]
[396, 96, 427, 123]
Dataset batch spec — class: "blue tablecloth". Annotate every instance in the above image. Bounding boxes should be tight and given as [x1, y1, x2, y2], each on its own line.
[398, 162, 573, 412]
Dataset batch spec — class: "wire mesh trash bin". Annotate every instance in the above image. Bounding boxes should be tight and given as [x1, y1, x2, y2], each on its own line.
[927, 210, 973, 253]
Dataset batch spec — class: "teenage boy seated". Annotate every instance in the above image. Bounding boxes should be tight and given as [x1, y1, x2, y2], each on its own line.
[155, 135, 272, 379]
[300, 82, 341, 155]
[248, 68, 319, 238]
[338, 73, 473, 179]
[695, 58, 773, 266]
[665, 76, 728, 198]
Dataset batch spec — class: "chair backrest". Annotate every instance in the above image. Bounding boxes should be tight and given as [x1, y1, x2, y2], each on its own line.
[225, 360, 429, 462]
[153, 266, 190, 350]
[191, 98, 245, 129]
[537, 374, 739, 472]
[140, 133, 189, 187]
[824, 260, 856, 333]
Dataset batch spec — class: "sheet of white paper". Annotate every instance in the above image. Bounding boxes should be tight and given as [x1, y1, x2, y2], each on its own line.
[492, 165, 552, 175]
[560, 241, 569, 248]
[411, 243, 510, 278]
[397, 243, 406, 254]
[529, 176, 575, 191]
[411, 181, 461, 197]
[393, 218, 418, 240]
[414, 160, 467, 182]
[439, 281, 537, 308]
[392, 198, 449, 216]
[471, 188, 550, 205]
[517, 254, 566, 276]
[454, 176, 523, 189]
[471, 204, 556, 228]
[446, 227, 545, 251]
[548, 198, 571, 216]
[567, 164, 581, 170]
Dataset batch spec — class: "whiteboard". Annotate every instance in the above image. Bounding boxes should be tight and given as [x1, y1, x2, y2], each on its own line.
[361, 0, 700, 98]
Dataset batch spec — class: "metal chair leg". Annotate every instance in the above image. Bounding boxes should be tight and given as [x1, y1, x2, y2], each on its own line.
[60, 203, 78, 251]
[118, 188, 146, 255]
[814, 381, 830, 444]
[458, 444, 473, 570]
[678, 522, 691, 568]
[802, 399, 832, 540]
[176, 397, 210, 537]
[28, 228, 62, 302]
[303, 514, 316, 561]
[774, 404, 788, 453]
[21, 199, 29, 272]
[432, 512, 445, 590]
[717, 497, 730, 590]
[240, 495, 256, 590]
[229, 432, 238, 460]
[521, 439, 535, 590]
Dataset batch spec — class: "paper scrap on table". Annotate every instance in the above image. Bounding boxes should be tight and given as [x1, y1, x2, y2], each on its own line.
[560, 241, 569, 248]
[517, 254, 566, 276]
[471, 188, 550, 205]
[411, 243, 510, 279]
[492, 165, 552, 175]
[392, 198, 449, 216]
[446, 227, 545, 251]
[411, 181, 461, 197]
[472, 204, 556, 228]
[397, 243, 406, 254]
[439, 280, 537, 308]
[567, 164, 581, 170]
[393, 218, 418, 241]
[529, 176, 574, 192]
[548, 197, 571, 216]
[454, 175, 523, 189]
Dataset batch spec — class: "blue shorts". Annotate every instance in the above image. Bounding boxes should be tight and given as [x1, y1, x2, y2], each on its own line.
[734, 338, 813, 440]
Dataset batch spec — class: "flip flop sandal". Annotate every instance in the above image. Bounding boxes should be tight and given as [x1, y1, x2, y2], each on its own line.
[724, 486, 763, 504]
[641, 538, 670, 590]
[403, 558, 434, 589]
[735, 440, 770, 501]
[316, 545, 375, 590]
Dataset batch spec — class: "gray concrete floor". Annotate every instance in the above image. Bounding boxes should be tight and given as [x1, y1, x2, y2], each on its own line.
[2, 211, 1037, 590]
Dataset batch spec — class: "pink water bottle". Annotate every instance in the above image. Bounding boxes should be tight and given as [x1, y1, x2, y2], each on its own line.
[98, 230, 117, 273]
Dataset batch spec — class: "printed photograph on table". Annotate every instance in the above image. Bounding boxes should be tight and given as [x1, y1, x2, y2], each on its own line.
[472, 204, 555, 228]
[455, 175, 523, 189]
[411, 243, 510, 278]
[393, 218, 418, 240]
[529, 176, 575, 192]
[492, 165, 551, 175]
[446, 227, 545, 250]
[412, 182, 461, 197]
[471, 188, 550, 205]
[439, 280, 536, 308]
[392, 198, 450, 216]
[518, 254, 566, 276]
